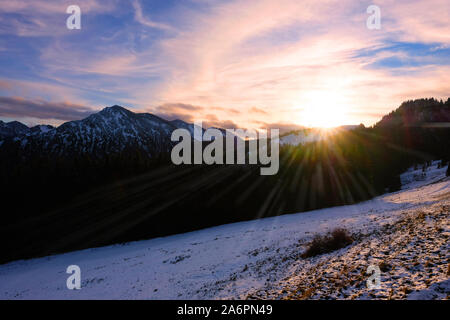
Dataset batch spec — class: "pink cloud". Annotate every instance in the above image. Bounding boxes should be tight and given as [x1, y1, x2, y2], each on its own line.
[3, 0, 449, 129]
[150, 0, 450, 127]
[0, 96, 93, 121]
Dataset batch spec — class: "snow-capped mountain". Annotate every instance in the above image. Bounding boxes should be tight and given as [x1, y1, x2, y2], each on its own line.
[0, 120, 30, 138]
[0, 106, 212, 158]
[14, 105, 179, 157]
[30, 124, 54, 134]
[0, 105, 248, 157]
[279, 129, 323, 146]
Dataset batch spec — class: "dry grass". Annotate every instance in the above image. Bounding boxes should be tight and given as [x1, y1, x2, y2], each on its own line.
[301, 228, 353, 258]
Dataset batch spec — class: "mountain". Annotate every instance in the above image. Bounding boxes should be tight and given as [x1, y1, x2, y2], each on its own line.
[279, 129, 323, 146]
[170, 119, 205, 140]
[0, 120, 29, 138]
[0, 105, 247, 158]
[169, 120, 243, 143]
[1, 105, 189, 158]
[30, 124, 54, 133]
[170, 119, 196, 136]
[375, 98, 450, 128]
[339, 124, 361, 130]
[0, 121, 55, 140]
[278, 125, 364, 147]
[2, 99, 449, 156]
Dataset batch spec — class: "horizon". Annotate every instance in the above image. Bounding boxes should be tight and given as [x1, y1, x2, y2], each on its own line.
[2, 99, 444, 132]
[1, 1, 450, 130]
[0, 101, 391, 129]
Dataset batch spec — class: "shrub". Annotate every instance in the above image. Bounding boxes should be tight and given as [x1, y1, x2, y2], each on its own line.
[379, 261, 391, 272]
[301, 228, 353, 258]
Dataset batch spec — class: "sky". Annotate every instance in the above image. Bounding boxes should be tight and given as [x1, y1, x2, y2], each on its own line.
[0, 0, 449, 130]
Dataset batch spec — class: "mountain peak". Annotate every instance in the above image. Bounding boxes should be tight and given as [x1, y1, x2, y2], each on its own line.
[7, 120, 29, 130]
[100, 105, 129, 114]
[110, 105, 126, 110]
[0, 120, 30, 138]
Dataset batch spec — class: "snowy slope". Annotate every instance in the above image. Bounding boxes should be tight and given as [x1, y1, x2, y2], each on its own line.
[400, 160, 448, 190]
[0, 163, 448, 300]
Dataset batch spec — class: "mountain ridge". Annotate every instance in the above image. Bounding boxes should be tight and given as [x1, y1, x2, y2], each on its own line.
[0, 105, 208, 158]
[1, 98, 449, 157]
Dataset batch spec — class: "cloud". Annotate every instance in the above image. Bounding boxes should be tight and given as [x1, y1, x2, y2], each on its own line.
[151, 103, 204, 122]
[209, 106, 241, 114]
[255, 121, 305, 134]
[131, 0, 175, 32]
[0, 96, 94, 121]
[250, 107, 268, 115]
[157, 103, 204, 113]
[0, 78, 93, 106]
[152, 0, 450, 127]
[151, 103, 239, 128]
[39, 39, 164, 78]
[1, 0, 450, 129]
[378, 0, 450, 44]
[203, 117, 239, 130]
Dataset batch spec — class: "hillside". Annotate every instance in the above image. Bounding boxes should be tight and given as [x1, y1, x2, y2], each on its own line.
[0, 162, 448, 299]
[375, 98, 450, 128]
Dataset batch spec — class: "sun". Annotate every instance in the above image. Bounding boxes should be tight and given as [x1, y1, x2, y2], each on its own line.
[298, 91, 350, 128]
[301, 104, 347, 128]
